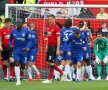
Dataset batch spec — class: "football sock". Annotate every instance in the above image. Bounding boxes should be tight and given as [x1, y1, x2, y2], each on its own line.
[97, 64, 101, 76]
[106, 64, 108, 76]
[48, 68, 54, 80]
[32, 65, 39, 74]
[28, 67, 32, 79]
[15, 66, 20, 82]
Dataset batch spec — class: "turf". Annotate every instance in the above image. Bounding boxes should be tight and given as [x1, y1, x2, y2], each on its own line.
[0, 80, 108, 90]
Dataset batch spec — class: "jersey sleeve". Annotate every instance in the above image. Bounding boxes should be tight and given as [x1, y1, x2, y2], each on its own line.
[32, 31, 38, 46]
[9, 30, 13, 47]
[104, 38, 108, 56]
[82, 35, 88, 47]
[94, 39, 98, 56]
[25, 30, 32, 49]
[0, 28, 2, 38]
[65, 35, 72, 52]
[56, 26, 60, 37]
[60, 29, 63, 51]
[86, 31, 90, 37]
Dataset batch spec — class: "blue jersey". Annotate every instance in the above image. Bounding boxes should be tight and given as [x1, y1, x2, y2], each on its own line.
[9, 28, 32, 53]
[81, 30, 91, 48]
[67, 33, 87, 53]
[81, 30, 91, 60]
[27, 30, 38, 62]
[60, 27, 75, 51]
[29, 30, 38, 50]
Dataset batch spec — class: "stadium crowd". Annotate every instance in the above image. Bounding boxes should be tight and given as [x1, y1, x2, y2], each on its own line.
[0, 0, 108, 86]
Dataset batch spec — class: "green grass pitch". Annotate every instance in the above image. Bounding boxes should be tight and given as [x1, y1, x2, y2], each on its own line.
[0, 80, 108, 90]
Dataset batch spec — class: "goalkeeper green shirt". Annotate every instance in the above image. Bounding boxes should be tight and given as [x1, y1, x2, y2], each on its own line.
[94, 37, 108, 56]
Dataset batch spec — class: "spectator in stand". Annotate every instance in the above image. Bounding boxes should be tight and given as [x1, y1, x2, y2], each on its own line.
[86, 21, 94, 36]
[96, 22, 108, 36]
[16, 0, 23, 4]
[0, 0, 8, 15]
[0, 18, 4, 29]
[79, 8, 94, 18]
[0, 16, 5, 25]
[56, 11, 62, 18]
[42, 9, 51, 18]
[72, 8, 81, 18]
[23, 0, 35, 4]
[96, 8, 108, 19]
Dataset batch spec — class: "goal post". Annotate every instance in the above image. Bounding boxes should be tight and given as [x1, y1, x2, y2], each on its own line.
[5, 4, 108, 79]
[5, 4, 108, 18]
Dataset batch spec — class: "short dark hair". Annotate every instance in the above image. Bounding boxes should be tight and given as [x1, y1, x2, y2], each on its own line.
[78, 20, 84, 28]
[5, 18, 11, 23]
[48, 14, 55, 18]
[0, 18, 2, 22]
[101, 22, 106, 25]
[97, 31, 102, 36]
[45, 9, 49, 11]
[86, 21, 90, 27]
[56, 22, 63, 29]
[64, 19, 72, 28]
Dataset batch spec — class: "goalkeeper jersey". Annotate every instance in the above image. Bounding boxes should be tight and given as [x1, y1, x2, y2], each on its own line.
[94, 37, 108, 56]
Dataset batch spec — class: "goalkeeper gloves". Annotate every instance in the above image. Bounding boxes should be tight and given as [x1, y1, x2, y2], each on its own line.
[103, 56, 108, 64]
[95, 56, 101, 64]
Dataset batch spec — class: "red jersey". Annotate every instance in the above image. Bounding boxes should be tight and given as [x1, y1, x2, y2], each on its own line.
[48, 24, 60, 46]
[0, 26, 14, 47]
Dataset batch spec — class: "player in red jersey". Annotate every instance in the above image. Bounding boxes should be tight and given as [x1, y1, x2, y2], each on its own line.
[0, 18, 15, 81]
[42, 15, 66, 83]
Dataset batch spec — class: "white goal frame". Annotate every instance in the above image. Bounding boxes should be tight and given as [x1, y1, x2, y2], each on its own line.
[5, 4, 108, 18]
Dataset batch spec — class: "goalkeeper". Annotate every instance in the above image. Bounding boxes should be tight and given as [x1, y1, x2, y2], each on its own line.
[94, 31, 108, 80]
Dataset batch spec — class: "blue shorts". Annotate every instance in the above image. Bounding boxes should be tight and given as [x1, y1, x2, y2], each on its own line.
[55, 55, 64, 63]
[63, 52, 72, 60]
[72, 52, 83, 65]
[27, 49, 37, 62]
[83, 47, 91, 60]
[14, 51, 27, 65]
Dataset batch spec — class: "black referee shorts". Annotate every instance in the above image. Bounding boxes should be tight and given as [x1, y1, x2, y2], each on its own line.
[1, 47, 13, 61]
[46, 46, 57, 63]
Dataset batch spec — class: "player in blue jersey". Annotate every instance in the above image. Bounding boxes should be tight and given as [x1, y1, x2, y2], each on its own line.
[60, 19, 75, 81]
[26, 23, 40, 81]
[78, 20, 95, 81]
[66, 28, 87, 82]
[9, 20, 32, 85]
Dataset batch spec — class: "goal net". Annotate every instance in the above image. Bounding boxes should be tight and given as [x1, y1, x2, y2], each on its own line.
[5, 4, 108, 79]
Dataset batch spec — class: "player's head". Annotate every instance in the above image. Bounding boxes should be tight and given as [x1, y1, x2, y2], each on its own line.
[86, 21, 90, 28]
[22, 22, 28, 29]
[64, 18, 72, 28]
[100, 8, 105, 14]
[17, 18, 23, 31]
[5, 18, 11, 29]
[74, 28, 80, 38]
[101, 22, 106, 28]
[29, 22, 35, 29]
[45, 9, 49, 14]
[78, 20, 84, 28]
[97, 31, 103, 40]
[48, 14, 55, 25]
